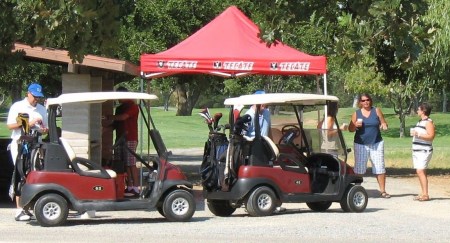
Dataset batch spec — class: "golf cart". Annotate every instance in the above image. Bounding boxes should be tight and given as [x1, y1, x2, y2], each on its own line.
[17, 92, 195, 227]
[200, 93, 368, 217]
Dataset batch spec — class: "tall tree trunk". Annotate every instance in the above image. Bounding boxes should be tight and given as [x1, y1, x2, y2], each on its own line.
[175, 75, 207, 116]
[399, 111, 406, 138]
[442, 87, 447, 113]
[175, 82, 189, 116]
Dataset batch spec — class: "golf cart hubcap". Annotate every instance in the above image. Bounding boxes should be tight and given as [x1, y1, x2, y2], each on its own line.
[43, 202, 61, 220]
[172, 197, 189, 215]
[257, 193, 272, 209]
[353, 191, 366, 207]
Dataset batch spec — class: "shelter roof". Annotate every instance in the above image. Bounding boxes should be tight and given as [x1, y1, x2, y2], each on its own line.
[13, 43, 138, 76]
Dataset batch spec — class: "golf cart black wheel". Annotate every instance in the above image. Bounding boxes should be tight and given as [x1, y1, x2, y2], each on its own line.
[34, 193, 69, 227]
[162, 189, 195, 222]
[157, 206, 165, 217]
[246, 186, 277, 217]
[207, 200, 236, 216]
[340, 185, 368, 213]
[339, 184, 353, 212]
[306, 201, 333, 212]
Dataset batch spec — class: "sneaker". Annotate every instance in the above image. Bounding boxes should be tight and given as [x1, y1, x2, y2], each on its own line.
[15, 210, 31, 221]
[79, 210, 96, 219]
[124, 190, 140, 198]
[274, 207, 286, 213]
[26, 211, 35, 220]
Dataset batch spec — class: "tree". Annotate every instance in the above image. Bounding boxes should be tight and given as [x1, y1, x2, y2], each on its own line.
[420, 0, 450, 112]
[1, 0, 124, 103]
[0, 55, 62, 106]
[333, 0, 433, 137]
[12, 0, 121, 62]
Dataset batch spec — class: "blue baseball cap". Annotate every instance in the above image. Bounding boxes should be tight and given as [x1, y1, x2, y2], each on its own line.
[28, 83, 44, 97]
[254, 90, 265, 95]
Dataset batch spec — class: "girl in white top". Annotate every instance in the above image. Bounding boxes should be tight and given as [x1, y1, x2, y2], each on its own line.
[410, 103, 435, 201]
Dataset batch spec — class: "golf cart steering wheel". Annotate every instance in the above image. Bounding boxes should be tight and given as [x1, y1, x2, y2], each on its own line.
[279, 125, 301, 145]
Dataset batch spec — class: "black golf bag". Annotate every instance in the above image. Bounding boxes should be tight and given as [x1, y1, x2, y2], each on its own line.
[200, 132, 228, 191]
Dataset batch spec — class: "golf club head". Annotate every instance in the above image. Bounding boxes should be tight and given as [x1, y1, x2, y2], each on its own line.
[198, 108, 213, 124]
[213, 113, 223, 129]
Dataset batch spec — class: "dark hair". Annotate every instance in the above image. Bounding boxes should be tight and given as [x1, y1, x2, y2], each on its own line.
[327, 102, 338, 116]
[116, 86, 128, 92]
[419, 103, 432, 116]
[358, 93, 372, 107]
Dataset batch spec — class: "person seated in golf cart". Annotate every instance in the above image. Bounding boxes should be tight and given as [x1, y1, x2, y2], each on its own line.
[244, 90, 271, 139]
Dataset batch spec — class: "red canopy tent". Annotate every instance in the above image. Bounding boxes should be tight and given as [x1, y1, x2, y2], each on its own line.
[140, 6, 328, 92]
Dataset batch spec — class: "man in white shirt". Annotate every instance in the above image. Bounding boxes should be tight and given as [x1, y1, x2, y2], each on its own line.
[7, 83, 48, 221]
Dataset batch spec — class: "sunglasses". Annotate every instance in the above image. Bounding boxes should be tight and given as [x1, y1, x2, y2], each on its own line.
[360, 99, 370, 102]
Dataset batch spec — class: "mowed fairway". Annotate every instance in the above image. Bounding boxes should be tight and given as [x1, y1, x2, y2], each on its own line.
[1, 106, 449, 171]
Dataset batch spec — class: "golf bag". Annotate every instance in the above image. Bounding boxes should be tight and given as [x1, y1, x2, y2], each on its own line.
[200, 132, 228, 191]
[10, 113, 40, 199]
[220, 114, 252, 191]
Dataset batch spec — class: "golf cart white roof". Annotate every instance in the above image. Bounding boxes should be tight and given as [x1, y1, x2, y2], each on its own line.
[46, 92, 158, 106]
[224, 93, 339, 106]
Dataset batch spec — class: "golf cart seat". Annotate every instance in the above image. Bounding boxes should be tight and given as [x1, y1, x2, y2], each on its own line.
[60, 137, 117, 179]
[242, 135, 279, 166]
[262, 135, 279, 158]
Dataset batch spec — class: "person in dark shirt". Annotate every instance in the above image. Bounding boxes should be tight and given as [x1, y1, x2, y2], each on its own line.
[348, 93, 390, 198]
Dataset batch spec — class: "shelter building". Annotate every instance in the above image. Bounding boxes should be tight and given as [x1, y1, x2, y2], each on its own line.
[12, 43, 139, 162]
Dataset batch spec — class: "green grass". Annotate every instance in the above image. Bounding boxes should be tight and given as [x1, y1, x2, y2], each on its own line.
[2, 106, 450, 170]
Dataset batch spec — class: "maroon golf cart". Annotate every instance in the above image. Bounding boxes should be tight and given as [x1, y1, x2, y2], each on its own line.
[17, 92, 195, 227]
[200, 93, 368, 216]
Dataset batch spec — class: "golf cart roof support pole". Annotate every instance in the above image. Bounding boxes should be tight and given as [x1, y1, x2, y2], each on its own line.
[139, 77, 144, 188]
[255, 104, 261, 139]
[294, 106, 307, 150]
[321, 74, 328, 128]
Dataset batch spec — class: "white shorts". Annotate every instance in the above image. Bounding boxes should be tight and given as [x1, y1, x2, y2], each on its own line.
[9, 141, 18, 165]
[412, 150, 433, 169]
[354, 141, 385, 174]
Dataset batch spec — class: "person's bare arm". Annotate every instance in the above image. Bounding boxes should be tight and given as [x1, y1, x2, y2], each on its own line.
[7, 123, 21, 130]
[7, 117, 43, 130]
[108, 113, 130, 121]
[326, 116, 337, 136]
[376, 107, 388, 130]
[348, 112, 357, 132]
[419, 120, 435, 141]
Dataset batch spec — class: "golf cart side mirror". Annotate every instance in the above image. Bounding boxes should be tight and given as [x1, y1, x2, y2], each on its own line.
[347, 148, 352, 153]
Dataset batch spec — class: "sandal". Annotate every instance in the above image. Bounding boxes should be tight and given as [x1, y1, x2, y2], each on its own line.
[413, 195, 430, 201]
[380, 192, 391, 198]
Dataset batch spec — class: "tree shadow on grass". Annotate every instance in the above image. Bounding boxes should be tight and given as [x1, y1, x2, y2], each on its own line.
[386, 168, 450, 176]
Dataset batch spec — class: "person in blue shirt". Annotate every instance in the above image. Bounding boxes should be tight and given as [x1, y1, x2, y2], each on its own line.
[245, 90, 271, 138]
[348, 93, 390, 198]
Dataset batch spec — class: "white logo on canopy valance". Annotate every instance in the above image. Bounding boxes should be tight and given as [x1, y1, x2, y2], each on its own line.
[161, 61, 198, 69]
[223, 61, 253, 71]
[279, 62, 310, 71]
